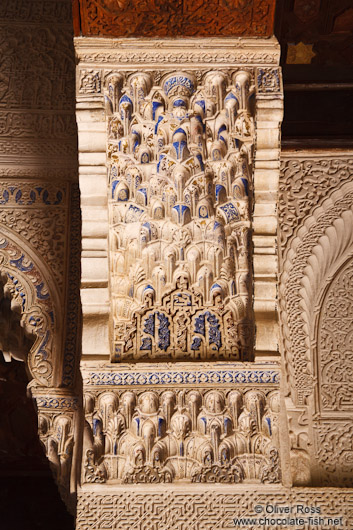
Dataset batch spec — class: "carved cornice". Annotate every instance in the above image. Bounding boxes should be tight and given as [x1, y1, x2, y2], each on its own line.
[75, 37, 281, 71]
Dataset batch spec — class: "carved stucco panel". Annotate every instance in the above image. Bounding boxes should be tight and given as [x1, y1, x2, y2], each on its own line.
[279, 153, 353, 487]
[106, 68, 256, 362]
[76, 487, 353, 530]
[81, 383, 281, 485]
[318, 257, 353, 413]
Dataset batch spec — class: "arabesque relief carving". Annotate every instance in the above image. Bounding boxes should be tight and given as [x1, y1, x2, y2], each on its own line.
[76, 34, 284, 526]
[318, 257, 353, 413]
[82, 387, 281, 485]
[76, 487, 353, 530]
[106, 70, 256, 361]
[279, 155, 353, 487]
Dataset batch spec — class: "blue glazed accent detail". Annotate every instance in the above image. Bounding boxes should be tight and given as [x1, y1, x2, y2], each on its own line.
[215, 184, 226, 201]
[173, 140, 187, 159]
[265, 417, 272, 436]
[195, 100, 205, 112]
[172, 204, 189, 223]
[86, 369, 280, 386]
[132, 130, 141, 152]
[152, 101, 162, 121]
[93, 418, 100, 436]
[200, 417, 207, 432]
[135, 417, 140, 436]
[173, 99, 186, 108]
[154, 115, 164, 134]
[120, 94, 133, 105]
[10, 254, 33, 272]
[174, 127, 186, 136]
[137, 188, 147, 205]
[111, 180, 120, 198]
[218, 124, 227, 138]
[211, 283, 222, 292]
[125, 205, 144, 222]
[241, 178, 249, 196]
[225, 92, 238, 102]
[173, 292, 192, 307]
[224, 418, 231, 432]
[158, 418, 164, 437]
[36, 282, 50, 300]
[191, 336, 202, 350]
[157, 312, 170, 351]
[35, 397, 79, 410]
[38, 330, 50, 359]
[219, 202, 240, 222]
[157, 154, 165, 173]
[194, 314, 205, 336]
[205, 311, 221, 349]
[144, 314, 155, 336]
[164, 76, 194, 96]
[198, 205, 208, 218]
[140, 337, 152, 350]
[0, 189, 9, 204]
[195, 153, 205, 171]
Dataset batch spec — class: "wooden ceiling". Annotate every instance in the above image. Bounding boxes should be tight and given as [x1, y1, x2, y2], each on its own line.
[73, 0, 277, 38]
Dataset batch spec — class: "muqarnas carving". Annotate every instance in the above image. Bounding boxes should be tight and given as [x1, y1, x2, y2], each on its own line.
[83, 388, 281, 484]
[106, 70, 255, 361]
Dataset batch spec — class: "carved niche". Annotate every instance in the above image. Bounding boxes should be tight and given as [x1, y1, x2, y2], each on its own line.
[106, 70, 255, 362]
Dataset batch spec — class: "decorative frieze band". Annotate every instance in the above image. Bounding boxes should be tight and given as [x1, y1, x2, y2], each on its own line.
[83, 365, 280, 387]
